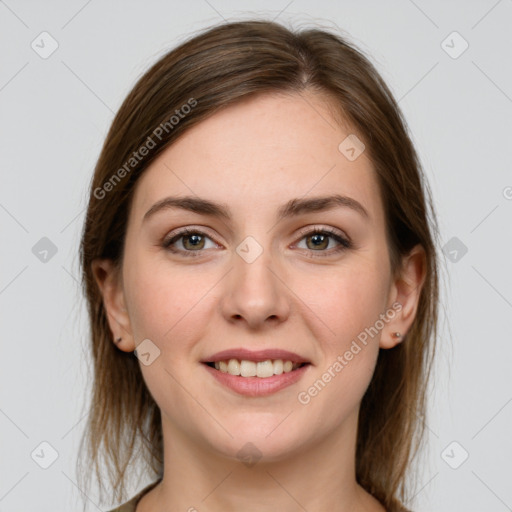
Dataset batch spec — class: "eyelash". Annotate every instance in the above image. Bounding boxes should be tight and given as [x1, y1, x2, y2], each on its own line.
[162, 226, 352, 259]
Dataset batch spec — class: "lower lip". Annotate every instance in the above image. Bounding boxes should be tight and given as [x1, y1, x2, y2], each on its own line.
[202, 363, 311, 397]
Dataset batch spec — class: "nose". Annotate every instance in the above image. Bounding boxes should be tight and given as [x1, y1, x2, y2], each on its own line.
[220, 246, 291, 330]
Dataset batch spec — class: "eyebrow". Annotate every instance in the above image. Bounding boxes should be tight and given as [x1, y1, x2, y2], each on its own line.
[143, 193, 370, 223]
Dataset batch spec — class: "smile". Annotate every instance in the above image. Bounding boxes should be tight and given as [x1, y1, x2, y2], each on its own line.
[202, 360, 311, 397]
[206, 358, 308, 378]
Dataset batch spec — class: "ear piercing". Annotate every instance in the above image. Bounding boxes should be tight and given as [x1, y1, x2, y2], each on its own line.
[115, 337, 122, 343]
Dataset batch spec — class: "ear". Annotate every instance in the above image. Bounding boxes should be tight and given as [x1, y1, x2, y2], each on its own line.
[91, 258, 135, 352]
[380, 244, 427, 349]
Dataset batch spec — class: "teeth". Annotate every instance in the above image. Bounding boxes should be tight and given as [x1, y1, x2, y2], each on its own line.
[273, 359, 284, 375]
[240, 360, 257, 377]
[227, 359, 240, 374]
[256, 360, 274, 378]
[212, 359, 303, 377]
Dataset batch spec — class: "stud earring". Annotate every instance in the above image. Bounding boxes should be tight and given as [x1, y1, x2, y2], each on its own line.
[115, 337, 122, 343]
[393, 332, 401, 338]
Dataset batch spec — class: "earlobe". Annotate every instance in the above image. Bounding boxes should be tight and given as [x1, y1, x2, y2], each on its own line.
[380, 330, 404, 350]
[91, 258, 136, 352]
[380, 244, 427, 349]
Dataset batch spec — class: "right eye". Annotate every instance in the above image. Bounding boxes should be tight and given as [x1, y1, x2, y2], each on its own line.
[162, 228, 220, 257]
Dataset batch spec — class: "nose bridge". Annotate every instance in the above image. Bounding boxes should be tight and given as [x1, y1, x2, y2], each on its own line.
[221, 235, 290, 327]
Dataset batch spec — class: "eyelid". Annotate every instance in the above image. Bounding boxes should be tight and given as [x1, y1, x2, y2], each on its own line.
[162, 225, 222, 248]
[295, 224, 350, 242]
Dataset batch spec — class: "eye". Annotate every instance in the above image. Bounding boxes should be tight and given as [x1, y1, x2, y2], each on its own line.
[294, 226, 352, 257]
[162, 228, 218, 257]
[162, 225, 352, 259]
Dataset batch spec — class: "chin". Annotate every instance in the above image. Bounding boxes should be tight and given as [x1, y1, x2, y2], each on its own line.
[204, 421, 305, 464]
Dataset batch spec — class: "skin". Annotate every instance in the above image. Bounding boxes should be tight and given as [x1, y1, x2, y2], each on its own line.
[93, 90, 426, 511]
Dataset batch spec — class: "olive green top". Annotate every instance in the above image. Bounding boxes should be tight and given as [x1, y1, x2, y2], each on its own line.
[107, 479, 411, 511]
[107, 479, 161, 512]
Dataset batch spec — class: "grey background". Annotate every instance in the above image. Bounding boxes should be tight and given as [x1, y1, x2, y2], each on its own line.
[1, 1, 511, 511]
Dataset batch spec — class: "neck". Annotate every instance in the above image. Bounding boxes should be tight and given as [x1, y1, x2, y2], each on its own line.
[140, 409, 384, 512]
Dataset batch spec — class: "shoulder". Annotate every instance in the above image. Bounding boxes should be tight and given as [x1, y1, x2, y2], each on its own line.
[384, 501, 413, 512]
[107, 499, 136, 512]
[106, 479, 162, 512]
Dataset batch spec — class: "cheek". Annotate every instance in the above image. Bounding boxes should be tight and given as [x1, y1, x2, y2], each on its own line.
[310, 350, 379, 429]
[123, 256, 211, 415]
[123, 252, 206, 342]
[296, 259, 389, 348]
[290, 260, 387, 411]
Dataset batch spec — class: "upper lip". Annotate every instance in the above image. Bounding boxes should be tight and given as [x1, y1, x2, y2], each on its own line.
[201, 348, 310, 364]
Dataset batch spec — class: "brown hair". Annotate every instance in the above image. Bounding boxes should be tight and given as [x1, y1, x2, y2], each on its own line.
[77, 19, 440, 511]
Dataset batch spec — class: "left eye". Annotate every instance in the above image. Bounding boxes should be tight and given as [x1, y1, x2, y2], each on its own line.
[295, 229, 351, 254]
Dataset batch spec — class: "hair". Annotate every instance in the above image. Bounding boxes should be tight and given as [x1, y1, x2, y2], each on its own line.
[77, 18, 440, 511]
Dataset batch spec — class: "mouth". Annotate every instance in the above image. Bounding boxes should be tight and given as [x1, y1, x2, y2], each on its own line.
[203, 359, 311, 378]
[202, 358, 312, 397]
[200, 348, 312, 395]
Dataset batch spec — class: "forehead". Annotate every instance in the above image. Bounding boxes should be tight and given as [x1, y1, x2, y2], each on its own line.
[130, 91, 384, 226]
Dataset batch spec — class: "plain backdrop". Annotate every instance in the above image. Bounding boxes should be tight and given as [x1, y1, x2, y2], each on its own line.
[1, 1, 511, 511]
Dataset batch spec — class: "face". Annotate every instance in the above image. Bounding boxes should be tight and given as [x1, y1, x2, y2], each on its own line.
[99, 91, 418, 463]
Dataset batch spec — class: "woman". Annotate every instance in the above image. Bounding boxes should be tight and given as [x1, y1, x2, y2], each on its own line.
[78, 19, 440, 512]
